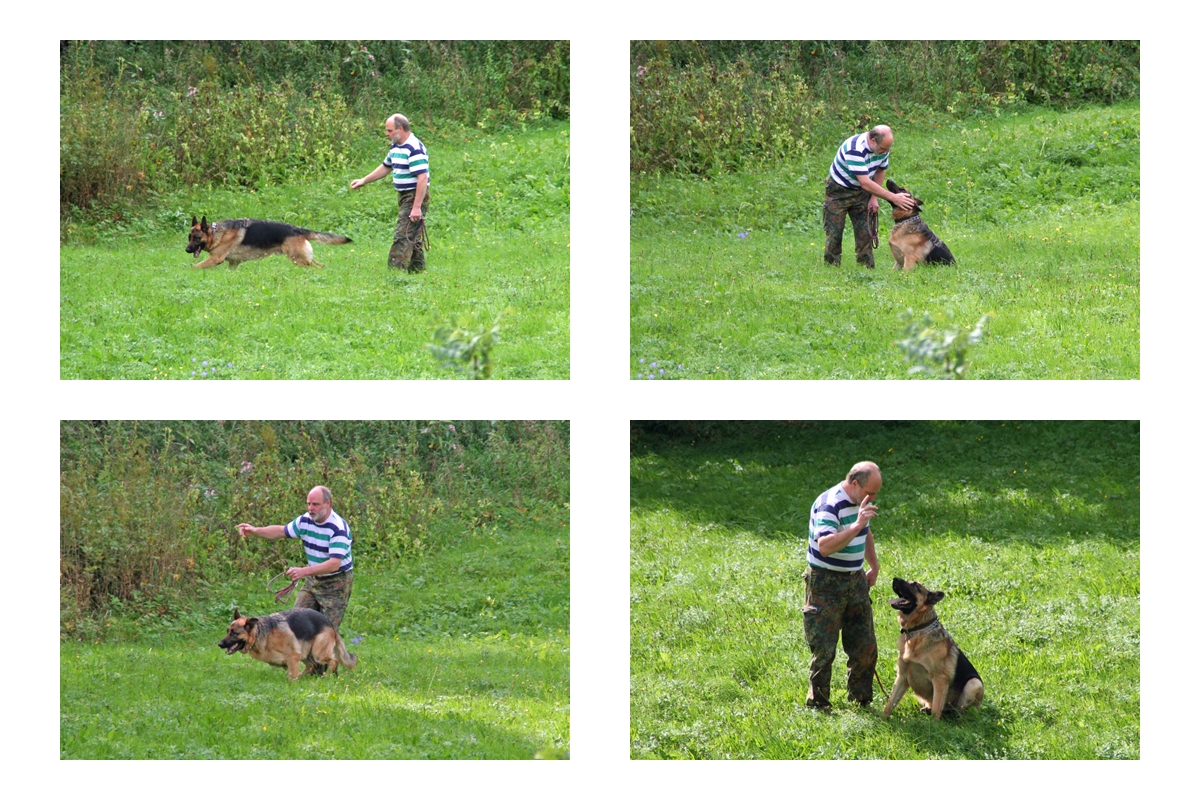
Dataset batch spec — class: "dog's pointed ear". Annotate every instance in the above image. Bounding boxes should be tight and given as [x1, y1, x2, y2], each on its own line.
[232, 607, 239, 620]
[928, 591, 945, 605]
[191, 215, 198, 226]
[201, 215, 209, 230]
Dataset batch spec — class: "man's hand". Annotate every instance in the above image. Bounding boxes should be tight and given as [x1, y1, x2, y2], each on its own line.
[349, 178, 365, 190]
[865, 567, 879, 587]
[867, 195, 879, 214]
[857, 496, 877, 525]
[409, 206, 424, 221]
[236, 523, 255, 539]
[285, 566, 307, 581]
[890, 192, 916, 212]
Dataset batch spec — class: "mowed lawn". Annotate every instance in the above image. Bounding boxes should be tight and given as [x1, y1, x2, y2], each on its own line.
[630, 421, 1139, 759]
[61, 123, 569, 380]
[630, 104, 1139, 379]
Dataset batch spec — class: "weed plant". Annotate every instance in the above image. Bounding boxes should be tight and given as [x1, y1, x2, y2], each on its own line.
[630, 421, 1139, 759]
[631, 104, 1138, 379]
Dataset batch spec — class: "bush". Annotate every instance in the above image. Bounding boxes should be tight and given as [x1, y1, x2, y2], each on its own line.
[60, 420, 569, 634]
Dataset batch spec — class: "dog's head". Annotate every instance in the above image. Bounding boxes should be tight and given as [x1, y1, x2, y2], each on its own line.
[884, 180, 924, 217]
[186, 215, 211, 257]
[217, 608, 258, 655]
[889, 577, 944, 619]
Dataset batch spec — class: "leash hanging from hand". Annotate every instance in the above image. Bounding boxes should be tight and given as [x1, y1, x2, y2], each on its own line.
[868, 207, 879, 250]
[267, 571, 299, 603]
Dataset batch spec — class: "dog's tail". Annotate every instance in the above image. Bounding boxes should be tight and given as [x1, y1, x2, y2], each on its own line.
[305, 230, 353, 246]
[336, 635, 358, 670]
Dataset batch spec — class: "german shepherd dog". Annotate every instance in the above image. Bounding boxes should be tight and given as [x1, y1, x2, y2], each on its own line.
[186, 216, 351, 268]
[883, 180, 956, 270]
[882, 578, 983, 719]
[217, 607, 357, 680]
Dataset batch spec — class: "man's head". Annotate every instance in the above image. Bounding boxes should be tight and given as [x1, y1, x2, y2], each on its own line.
[842, 461, 882, 504]
[307, 485, 332, 523]
[385, 114, 411, 145]
[867, 125, 894, 154]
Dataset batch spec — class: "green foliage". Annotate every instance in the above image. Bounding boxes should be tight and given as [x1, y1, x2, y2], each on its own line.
[61, 524, 569, 758]
[630, 421, 1139, 759]
[630, 42, 1139, 174]
[60, 40, 569, 217]
[428, 312, 505, 379]
[631, 57, 822, 174]
[896, 310, 991, 379]
[631, 104, 1139, 379]
[60, 420, 569, 636]
[59, 123, 569, 380]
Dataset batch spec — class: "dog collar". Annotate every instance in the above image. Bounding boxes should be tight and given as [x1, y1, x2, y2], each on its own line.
[901, 618, 941, 639]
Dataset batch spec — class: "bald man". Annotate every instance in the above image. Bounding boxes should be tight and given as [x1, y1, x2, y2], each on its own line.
[802, 462, 882, 709]
[351, 113, 431, 272]
[237, 485, 355, 631]
[824, 125, 915, 268]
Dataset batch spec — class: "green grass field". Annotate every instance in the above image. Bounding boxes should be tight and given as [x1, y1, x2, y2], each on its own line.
[630, 421, 1139, 759]
[631, 104, 1139, 379]
[61, 520, 569, 759]
[60, 122, 569, 380]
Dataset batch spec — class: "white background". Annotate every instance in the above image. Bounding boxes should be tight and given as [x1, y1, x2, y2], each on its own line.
[15, 5, 1189, 794]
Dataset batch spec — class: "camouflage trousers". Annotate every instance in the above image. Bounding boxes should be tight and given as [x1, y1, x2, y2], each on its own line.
[294, 570, 353, 631]
[390, 190, 429, 272]
[822, 178, 876, 268]
[802, 565, 878, 707]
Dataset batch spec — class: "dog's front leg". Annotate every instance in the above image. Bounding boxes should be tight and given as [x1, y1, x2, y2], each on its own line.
[929, 676, 948, 719]
[882, 669, 909, 718]
[286, 655, 302, 680]
[193, 255, 224, 268]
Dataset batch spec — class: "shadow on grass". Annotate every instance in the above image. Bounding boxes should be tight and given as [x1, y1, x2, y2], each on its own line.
[631, 421, 1138, 548]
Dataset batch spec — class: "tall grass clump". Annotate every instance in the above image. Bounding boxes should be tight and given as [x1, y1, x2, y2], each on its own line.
[60, 420, 569, 638]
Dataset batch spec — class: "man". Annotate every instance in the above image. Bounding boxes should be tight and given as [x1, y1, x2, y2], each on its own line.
[802, 461, 881, 709]
[350, 113, 430, 272]
[823, 125, 915, 268]
[237, 485, 354, 631]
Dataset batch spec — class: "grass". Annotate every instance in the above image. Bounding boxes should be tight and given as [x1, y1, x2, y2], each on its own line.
[61, 518, 569, 759]
[630, 421, 1139, 759]
[60, 122, 569, 380]
[630, 103, 1139, 379]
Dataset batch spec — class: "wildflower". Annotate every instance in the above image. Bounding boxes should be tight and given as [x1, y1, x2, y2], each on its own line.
[448, 424, 456, 432]
[240, 461, 253, 474]
[187, 86, 198, 97]
[351, 637, 363, 644]
[451, 444, 458, 450]
[738, 232, 748, 239]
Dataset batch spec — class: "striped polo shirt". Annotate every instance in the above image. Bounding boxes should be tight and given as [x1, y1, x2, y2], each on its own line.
[828, 132, 889, 189]
[285, 509, 353, 573]
[383, 134, 430, 192]
[807, 483, 869, 572]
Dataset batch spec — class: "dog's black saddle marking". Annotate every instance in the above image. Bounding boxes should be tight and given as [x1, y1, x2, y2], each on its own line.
[234, 219, 311, 249]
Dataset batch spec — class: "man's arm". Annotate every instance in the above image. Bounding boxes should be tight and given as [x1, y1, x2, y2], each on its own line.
[857, 172, 914, 211]
[816, 518, 868, 557]
[286, 558, 341, 581]
[350, 164, 390, 190]
[410, 172, 428, 220]
[863, 531, 879, 586]
[237, 523, 287, 540]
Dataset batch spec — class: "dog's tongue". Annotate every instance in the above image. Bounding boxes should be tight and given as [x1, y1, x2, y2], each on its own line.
[193, 250, 201, 259]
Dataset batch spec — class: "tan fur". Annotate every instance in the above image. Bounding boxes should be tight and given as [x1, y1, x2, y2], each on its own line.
[187, 216, 350, 269]
[882, 579, 983, 720]
[217, 608, 357, 681]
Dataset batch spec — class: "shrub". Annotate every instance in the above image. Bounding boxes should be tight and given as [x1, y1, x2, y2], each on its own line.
[631, 57, 822, 175]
